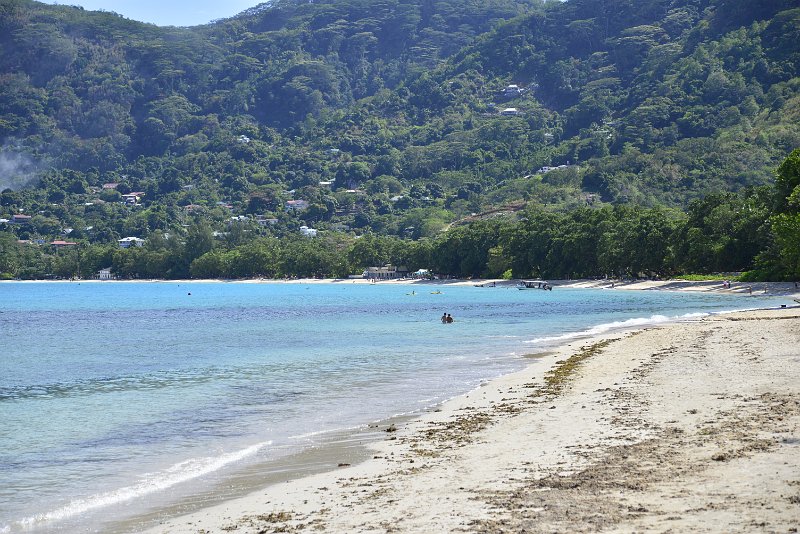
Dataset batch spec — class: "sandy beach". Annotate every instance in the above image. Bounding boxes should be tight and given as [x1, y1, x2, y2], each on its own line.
[133, 289, 800, 533]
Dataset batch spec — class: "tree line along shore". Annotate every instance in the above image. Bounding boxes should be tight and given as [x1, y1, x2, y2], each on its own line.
[3, 149, 799, 282]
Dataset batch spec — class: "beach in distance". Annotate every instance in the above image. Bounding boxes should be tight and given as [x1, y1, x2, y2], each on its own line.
[1, 280, 798, 534]
[130, 281, 800, 534]
[10, 275, 798, 294]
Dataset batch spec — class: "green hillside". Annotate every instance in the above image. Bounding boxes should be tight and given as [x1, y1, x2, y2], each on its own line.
[0, 0, 798, 280]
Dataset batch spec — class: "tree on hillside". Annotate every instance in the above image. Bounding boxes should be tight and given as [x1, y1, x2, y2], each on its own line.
[763, 149, 800, 279]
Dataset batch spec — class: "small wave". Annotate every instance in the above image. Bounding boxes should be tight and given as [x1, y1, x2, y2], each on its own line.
[287, 425, 365, 441]
[524, 312, 708, 345]
[14, 440, 272, 530]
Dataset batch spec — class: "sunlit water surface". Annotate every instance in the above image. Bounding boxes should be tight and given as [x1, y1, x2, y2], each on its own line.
[0, 281, 790, 532]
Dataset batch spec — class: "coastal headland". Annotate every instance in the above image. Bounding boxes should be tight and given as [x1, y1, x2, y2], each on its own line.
[136, 284, 800, 533]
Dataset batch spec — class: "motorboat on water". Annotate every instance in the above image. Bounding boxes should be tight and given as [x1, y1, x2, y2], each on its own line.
[517, 280, 552, 291]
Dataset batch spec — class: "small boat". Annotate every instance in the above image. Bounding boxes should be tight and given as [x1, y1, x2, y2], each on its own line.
[517, 280, 552, 291]
[430, 290, 442, 294]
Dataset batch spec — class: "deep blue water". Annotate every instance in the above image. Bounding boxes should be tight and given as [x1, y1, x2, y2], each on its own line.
[0, 281, 791, 533]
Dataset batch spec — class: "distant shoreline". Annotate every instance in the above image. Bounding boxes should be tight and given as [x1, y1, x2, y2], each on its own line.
[4, 276, 799, 298]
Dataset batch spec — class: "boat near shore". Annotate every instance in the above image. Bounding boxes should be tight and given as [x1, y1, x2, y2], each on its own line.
[518, 280, 552, 290]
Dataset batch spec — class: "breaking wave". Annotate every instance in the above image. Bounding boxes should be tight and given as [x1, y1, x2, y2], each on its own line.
[525, 312, 709, 346]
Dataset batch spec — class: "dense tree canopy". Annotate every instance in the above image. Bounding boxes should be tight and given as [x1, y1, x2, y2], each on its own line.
[0, 0, 798, 280]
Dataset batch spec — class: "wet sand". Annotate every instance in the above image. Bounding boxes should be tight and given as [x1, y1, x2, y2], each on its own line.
[137, 304, 800, 533]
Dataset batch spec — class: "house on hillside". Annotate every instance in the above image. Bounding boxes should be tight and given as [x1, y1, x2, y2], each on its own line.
[229, 215, 250, 225]
[256, 215, 279, 227]
[11, 214, 32, 224]
[118, 237, 145, 249]
[51, 240, 78, 249]
[503, 84, 523, 97]
[122, 192, 144, 205]
[285, 200, 309, 212]
[299, 225, 318, 237]
[500, 107, 521, 116]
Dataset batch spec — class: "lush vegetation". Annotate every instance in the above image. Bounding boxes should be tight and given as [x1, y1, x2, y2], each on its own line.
[2, 148, 798, 280]
[0, 0, 798, 280]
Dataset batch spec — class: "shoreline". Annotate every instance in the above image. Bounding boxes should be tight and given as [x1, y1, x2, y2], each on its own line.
[3, 276, 799, 296]
[131, 303, 800, 533]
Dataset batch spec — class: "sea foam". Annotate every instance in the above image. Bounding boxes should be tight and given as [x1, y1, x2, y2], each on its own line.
[14, 440, 271, 530]
[524, 312, 709, 346]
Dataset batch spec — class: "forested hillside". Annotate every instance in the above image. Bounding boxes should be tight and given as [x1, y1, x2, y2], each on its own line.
[0, 0, 798, 280]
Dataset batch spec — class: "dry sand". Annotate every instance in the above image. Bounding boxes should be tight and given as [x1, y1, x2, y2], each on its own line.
[137, 301, 800, 533]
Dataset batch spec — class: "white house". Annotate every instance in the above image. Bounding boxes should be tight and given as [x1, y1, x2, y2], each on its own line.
[256, 216, 279, 227]
[118, 237, 145, 249]
[285, 199, 309, 212]
[97, 268, 114, 280]
[500, 107, 521, 116]
[412, 269, 432, 279]
[122, 192, 144, 205]
[299, 225, 318, 237]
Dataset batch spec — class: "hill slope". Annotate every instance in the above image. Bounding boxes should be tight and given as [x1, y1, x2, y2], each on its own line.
[0, 0, 798, 246]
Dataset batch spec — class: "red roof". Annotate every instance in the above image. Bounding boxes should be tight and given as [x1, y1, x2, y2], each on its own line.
[51, 240, 78, 246]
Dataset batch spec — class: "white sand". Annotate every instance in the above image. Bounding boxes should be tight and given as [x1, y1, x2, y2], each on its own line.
[136, 303, 800, 533]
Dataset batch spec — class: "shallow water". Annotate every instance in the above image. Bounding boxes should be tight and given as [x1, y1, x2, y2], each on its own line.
[0, 281, 790, 533]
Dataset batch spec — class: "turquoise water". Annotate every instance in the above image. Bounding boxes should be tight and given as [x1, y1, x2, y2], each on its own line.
[0, 282, 791, 533]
